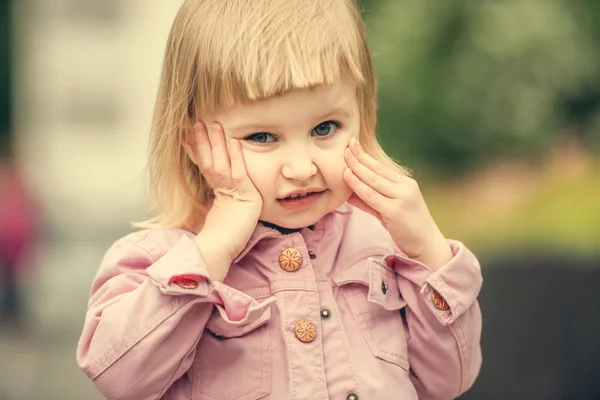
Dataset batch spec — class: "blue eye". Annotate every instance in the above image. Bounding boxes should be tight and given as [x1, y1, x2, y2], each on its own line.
[245, 132, 275, 143]
[312, 121, 340, 137]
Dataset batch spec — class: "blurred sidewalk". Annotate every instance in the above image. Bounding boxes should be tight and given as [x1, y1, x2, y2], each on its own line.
[0, 326, 100, 400]
[0, 236, 122, 400]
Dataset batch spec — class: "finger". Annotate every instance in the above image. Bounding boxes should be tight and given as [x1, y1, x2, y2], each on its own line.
[193, 122, 213, 173]
[347, 193, 380, 219]
[229, 139, 258, 196]
[343, 167, 389, 212]
[349, 138, 401, 184]
[207, 123, 233, 187]
[345, 147, 397, 198]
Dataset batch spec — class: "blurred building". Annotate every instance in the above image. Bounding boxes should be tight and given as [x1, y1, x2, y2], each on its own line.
[11, 0, 184, 327]
[2, 1, 183, 398]
[12, 0, 183, 236]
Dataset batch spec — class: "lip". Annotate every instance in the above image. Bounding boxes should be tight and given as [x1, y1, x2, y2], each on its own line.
[278, 187, 326, 200]
[277, 190, 326, 211]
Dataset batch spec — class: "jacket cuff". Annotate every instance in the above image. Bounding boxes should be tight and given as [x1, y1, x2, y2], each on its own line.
[146, 234, 274, 326]
[210, 283, 276, 334]
[147, 234, 212, 296]
[385, 240, 483, 325]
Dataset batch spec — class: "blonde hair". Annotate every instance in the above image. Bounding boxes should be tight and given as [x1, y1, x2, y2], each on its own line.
[135, 0, 409, 230]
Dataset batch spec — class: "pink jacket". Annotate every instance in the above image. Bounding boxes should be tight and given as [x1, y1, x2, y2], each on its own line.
[77, 204, 482, 400]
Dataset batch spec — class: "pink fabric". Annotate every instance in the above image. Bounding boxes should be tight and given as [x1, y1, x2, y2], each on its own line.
[77, 203, 483, 400]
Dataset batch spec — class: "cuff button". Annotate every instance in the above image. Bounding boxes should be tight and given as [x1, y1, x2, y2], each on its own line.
[169, 275, 199, 289]
[432, 289, 450, 311]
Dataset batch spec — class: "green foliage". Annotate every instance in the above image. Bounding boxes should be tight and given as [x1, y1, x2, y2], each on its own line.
[425, 164, 600, 257]
[0, 0, 12, 139]
[360, 0, 600, 176]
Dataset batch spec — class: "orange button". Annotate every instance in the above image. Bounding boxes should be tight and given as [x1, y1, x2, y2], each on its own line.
[279, 248, 303, 272]
[294, 320, 317, 343]
[169, 275, 199, 289]
[432, 290, 450, 311]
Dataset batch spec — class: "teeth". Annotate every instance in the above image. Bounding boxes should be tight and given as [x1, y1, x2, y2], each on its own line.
[289, 192, 310, 199]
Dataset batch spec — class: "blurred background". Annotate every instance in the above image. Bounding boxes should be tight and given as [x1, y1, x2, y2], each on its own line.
[0, 0, 598, 399]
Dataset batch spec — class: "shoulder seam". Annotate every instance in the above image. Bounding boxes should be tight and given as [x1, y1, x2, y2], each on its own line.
[121, 240, 159, 263]
[118, 231, 159, 262]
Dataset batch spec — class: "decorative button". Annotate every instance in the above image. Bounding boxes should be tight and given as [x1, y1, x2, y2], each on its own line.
[381, 282, 388, 294]
[320, 309, 331, 319]
[279, 248, 303, 272]
[308, 250, 316, 260]
[294, 320, 317, 343]
[347, 394, 359, 400]
[169, 275, 199, 289]
[432, 290, 450, 311]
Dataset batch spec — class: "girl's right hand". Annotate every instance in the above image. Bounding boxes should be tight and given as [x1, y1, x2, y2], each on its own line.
[187, 122, 263, 281]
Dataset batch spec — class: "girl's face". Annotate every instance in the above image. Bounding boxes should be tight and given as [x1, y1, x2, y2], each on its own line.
[205, 82, 360, 229]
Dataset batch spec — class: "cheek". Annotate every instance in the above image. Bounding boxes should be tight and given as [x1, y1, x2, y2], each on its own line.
[317, 152, 353, 206]
[316, 147, 350, 188]
[325, 145, 354, 200]
[242, 152, 274, 195]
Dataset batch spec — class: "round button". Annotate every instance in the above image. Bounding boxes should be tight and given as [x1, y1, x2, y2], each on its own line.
[320, 309, 331, 319]
[432, 290, 450, 311]
[381, 282, 388, 294]
[279, 248, 303, 272]
[294, 320, 317, 343]
[347, 394, 359, 400]
[308, 250, 316, 260]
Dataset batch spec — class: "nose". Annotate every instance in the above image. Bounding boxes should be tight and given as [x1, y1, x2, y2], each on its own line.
[281, 152, 317, 182]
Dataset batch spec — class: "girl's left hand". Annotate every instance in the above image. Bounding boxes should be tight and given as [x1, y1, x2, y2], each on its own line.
[343, 138, 453, 270]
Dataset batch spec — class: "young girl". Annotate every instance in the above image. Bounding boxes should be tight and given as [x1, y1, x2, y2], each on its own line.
[77, 0, 483, 399]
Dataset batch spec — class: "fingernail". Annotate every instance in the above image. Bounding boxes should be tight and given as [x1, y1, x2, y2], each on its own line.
[345, 148, 352, 157]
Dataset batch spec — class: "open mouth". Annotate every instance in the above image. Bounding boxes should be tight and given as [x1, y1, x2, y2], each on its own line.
[282, 191, 319, 200]
[277, 190, 326, 210]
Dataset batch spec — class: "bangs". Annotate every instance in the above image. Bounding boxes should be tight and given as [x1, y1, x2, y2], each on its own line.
[191, 0, 367, 117]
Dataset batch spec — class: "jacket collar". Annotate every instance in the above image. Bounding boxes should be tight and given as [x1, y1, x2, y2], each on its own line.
[191, 203, 352, 263]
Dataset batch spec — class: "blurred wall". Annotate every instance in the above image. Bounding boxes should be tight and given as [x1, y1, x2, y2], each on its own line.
[12, 0, 184, 238]
[2, 2, 186, 398]
[9, 0, 183, 357]
[10, 0, 184, 329]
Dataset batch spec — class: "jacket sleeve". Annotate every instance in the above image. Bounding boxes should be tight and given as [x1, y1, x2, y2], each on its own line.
[386, 240, 483, 400]
[76, 232, 273, 400]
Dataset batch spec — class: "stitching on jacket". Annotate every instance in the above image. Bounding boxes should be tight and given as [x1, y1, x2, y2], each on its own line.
[329, 286, 361, 395]
[88, 294, 194, 379]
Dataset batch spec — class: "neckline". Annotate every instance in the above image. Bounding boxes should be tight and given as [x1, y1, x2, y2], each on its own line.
[259, 220, 315, 235]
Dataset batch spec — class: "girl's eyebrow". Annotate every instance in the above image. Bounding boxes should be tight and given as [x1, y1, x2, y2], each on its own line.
[228, 122, 280, 134]
[228, 107, 354, 134]
[317, 107, 354, 121]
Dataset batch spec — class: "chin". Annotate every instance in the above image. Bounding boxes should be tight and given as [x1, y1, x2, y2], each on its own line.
[266, 213, 324, 229]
